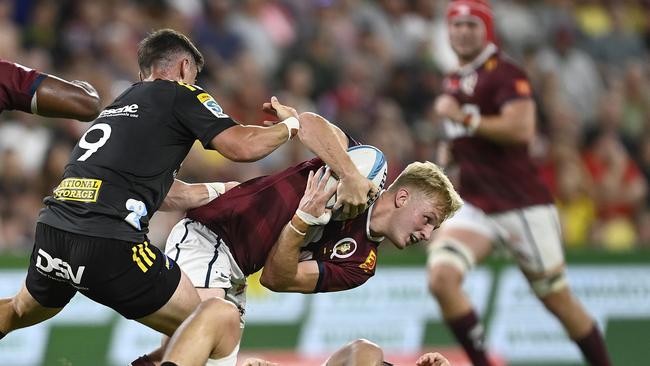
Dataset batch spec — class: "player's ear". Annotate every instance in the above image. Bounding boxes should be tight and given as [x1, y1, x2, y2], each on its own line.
[394, 188, 409, 208]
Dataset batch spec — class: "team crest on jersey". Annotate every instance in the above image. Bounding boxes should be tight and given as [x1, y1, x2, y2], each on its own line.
[359, 249, 377, 272]
[197, 93, 229, 118]
[330, 238, 357, 259]
[460, 71, 478, 96]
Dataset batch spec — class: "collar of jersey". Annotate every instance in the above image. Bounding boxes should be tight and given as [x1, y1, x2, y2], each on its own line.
[366, 193, 385, 243]
[456, 42, 498, 76]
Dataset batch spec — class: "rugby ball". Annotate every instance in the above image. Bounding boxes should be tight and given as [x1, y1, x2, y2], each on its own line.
[322, 145, 388, 221]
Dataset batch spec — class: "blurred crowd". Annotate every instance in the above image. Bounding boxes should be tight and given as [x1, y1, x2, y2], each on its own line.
[1, 0, 650, 252]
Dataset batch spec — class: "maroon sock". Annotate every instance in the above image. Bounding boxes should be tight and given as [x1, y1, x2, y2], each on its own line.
[447, 310, 493, 366]
[575, 324, 611, 366]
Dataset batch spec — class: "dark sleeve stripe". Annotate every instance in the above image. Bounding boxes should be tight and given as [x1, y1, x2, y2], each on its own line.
[29, 73, 47, 97]
[314, 261, 326, 293]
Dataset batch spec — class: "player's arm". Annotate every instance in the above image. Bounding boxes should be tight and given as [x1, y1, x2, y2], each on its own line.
[297, 111, 377, 219]
[34, 75, 101, 121]
[159, 180, 239, 212]
[209, 96, 299, 162]
[435, 93, 535, 144]
[260, 167, 336, 293]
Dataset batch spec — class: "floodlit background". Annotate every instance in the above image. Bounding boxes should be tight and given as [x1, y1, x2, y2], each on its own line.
[0, 0, 649, 365]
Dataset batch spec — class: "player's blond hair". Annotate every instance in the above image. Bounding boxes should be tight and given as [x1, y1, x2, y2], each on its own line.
[388, 161, 463, 222]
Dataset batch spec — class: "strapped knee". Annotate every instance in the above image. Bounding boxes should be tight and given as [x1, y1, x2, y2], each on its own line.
[531, 271, 568, 297]
[427, 238, 476, 275]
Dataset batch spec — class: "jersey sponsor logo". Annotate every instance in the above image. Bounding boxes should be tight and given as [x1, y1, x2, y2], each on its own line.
[53, 178, 102, 202]
[124, 199, 147, 230]
[131, 241, 157, 273]
[359, 249, 377, 272]
[197, 92, 229, 118]
[330, 238, 357, 259]
[98, 104, 139, 118]
[485, 58, 498, 71]
[36, 248, 86, 285]
[515, 79, 531, 96]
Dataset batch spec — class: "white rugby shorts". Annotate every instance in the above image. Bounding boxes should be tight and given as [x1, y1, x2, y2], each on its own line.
[165, 218, 247, 322]
[434, 202, 564, 274]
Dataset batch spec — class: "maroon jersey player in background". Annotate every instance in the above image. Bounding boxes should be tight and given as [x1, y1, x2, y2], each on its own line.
[0, 59, 100, 121]
[154, 111, 462, 366]
[426, 1, 611, 366]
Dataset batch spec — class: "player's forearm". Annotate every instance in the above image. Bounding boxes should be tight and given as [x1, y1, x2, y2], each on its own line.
[35, 75, 100, 121]
[297, 112, 356, 179]
[216, 124, 290, 162]
[159, 180, 210, 212]
[260, 215, 309, 291]
[474, 100, 535, 144]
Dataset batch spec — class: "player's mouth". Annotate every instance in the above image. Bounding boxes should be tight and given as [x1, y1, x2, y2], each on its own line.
[409, 233, 419, 245]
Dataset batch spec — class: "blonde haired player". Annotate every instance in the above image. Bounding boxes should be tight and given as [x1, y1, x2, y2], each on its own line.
[157, 113, 461, 366]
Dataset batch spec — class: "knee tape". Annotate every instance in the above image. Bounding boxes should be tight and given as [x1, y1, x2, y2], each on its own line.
[531, 271, 568, 297]
[427, 238, 476, 274]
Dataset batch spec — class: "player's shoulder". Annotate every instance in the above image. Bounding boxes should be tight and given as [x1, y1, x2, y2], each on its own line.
[171, 80, 205, 94]
[491, 52, 527, 75]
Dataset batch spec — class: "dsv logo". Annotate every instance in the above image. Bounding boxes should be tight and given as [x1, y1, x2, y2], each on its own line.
[36, 249, 85, 285]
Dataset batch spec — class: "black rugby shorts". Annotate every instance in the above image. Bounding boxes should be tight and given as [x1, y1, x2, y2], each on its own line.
[26, 223, 180, 319]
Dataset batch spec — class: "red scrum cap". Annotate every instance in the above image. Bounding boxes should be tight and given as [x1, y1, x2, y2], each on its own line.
[446, 0, 497, 45]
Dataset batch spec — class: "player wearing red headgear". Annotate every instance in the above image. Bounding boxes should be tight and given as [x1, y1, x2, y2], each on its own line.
[426, 1, 611, 366]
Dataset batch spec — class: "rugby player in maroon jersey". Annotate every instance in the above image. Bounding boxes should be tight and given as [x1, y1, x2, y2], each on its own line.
[0, 58, 100, 121]
[153, 111, 462, 366]
[426, 1, 610, 366]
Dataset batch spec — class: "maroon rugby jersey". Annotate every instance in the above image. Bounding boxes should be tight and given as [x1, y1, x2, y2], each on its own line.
[0, 59, 47, 113]
[442, 46, 552, 212]
[187, 157, 380, 292]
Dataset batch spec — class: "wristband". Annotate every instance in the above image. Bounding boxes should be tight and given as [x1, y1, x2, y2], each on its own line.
[295, 209, 331, 226]
[204, 182, 226, 202]
[279, 116, 300, 142]
[461, 113, 481, 134]
[288, 221, 306, 236]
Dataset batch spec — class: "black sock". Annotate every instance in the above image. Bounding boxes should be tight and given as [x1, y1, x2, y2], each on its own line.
[447, 310, 493, 366]
[0, 331, 5, 340]
[575, 323, 611, 366]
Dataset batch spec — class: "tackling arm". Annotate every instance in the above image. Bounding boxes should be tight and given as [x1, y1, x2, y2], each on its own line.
[209, 96, 299, 162]
[34, 75, 101, 121]
[159, 180, 239, 212]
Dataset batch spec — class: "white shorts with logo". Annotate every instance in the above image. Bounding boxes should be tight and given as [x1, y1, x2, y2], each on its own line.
[433, 202, 564, 274]
[165, 218, 247, 322]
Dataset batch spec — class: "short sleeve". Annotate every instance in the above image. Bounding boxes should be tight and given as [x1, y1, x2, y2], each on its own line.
[314, 261, 373, 293]
[171, 82, 238, 149]
[0, 60, 46, 113]
[493, 64, 532, 109]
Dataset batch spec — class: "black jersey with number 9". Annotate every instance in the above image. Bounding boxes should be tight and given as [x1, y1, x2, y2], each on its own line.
[39, 80, 237, 242]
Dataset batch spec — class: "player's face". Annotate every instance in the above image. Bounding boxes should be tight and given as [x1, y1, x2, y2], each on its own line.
[449, 18, 486, 61]
[388, 191, 440, 249]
